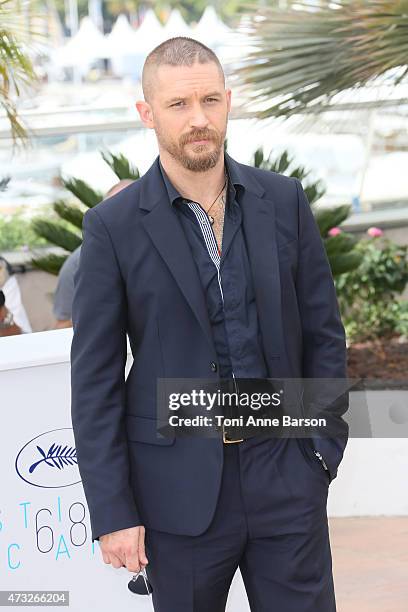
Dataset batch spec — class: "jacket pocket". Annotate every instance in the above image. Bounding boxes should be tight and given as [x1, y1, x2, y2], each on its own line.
[125, 414, 175, 446]
[297, 437, 330, 484]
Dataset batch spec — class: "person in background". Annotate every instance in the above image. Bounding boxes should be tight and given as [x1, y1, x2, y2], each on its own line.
[0, 289, 22, 336]
[53, 179, 134, 329]
[0, 256, 32, 333]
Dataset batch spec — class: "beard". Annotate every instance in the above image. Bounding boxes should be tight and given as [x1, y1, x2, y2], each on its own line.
[154, 120, 227, 172]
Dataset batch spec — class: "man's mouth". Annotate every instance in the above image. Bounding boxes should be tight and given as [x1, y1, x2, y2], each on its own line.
[194, 139, 208, 142]
[190, 138, 210, 144]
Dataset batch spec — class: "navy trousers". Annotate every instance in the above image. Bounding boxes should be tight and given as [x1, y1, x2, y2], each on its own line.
[144, 436, 336, 611]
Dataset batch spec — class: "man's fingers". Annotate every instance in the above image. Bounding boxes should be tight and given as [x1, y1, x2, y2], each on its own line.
[138, 526, 149, 565]
[109, 552, 124, 569]
[102, 551, 111, 564]
[124, 549, 141, 573]
[99, 526, 148, 572]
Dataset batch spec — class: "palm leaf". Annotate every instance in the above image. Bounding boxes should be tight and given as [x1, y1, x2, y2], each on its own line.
[30, 253, 69, 275]
[100, 151, 140, 180]
[324, 233, 359, 256]
[0, 0, 38, 144]
[314, 205, 352, 236]
[0, 175, 10, 190]
[329, 252, 364, 276]
[30, 219, 82, 252]
[232, 0, 408, 118]
[62, 178, 104, 208]
[53, 201, 84, 231]
[251, 146, 325, 204]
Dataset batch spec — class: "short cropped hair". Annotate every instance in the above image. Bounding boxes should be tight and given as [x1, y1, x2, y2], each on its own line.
[142, 36, 225, 104]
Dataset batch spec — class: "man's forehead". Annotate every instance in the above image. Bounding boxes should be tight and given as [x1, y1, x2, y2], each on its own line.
[155, 63, 223, 91]
[156, 61, 221, 77]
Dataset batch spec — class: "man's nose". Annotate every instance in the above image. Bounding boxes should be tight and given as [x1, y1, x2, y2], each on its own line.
[189, 103, 209, 128]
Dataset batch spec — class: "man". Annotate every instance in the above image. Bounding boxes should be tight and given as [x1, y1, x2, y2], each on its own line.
[70, 36, 349, 611]
[53, 179, 134, 329]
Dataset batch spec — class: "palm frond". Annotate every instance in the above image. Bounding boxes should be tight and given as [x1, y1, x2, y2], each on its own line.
[30, 218, 82, 252]
[324, 232, 359, 257]
[101, 151, 140, 180]
[30, 253, 69, 275]
[0, 0, 39, 143]
[232, 0, 408, 118]
[251, 146, 325, 204]
[61, 177, 104, 208]
[0, 175, 10, 190]
[314, 205, 352, 236]
[53, 200, 85, 231]
[329, 251, 364, 275]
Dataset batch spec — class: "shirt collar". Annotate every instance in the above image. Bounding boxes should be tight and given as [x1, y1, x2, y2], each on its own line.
[158, 153, 245, 208]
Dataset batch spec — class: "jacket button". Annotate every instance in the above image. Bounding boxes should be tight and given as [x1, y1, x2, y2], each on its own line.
[210, 361, 217, 372]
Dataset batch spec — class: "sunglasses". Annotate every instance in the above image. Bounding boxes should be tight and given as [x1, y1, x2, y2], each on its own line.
[127, 566, 153, 595]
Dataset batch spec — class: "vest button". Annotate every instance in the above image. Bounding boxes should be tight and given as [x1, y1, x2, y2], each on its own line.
[210, 361, 217, 372]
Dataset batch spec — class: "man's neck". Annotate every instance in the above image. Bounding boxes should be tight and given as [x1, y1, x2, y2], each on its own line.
[159, 150, 226, 209]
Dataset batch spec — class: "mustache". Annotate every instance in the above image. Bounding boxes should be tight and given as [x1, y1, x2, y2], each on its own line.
[182, 130, 217, 144]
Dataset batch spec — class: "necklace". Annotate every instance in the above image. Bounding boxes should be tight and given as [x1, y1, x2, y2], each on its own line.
[205, 172, 228, 225]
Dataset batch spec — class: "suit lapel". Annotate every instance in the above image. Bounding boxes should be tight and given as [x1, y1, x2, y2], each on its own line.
[224, 153, 286, 363]
[239, 189, 285, 362]
[138, 155, 284, 363]
[140, 159, 215, 353]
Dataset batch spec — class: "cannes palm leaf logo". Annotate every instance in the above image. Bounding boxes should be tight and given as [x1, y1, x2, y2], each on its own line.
[29, 443, 77, 473]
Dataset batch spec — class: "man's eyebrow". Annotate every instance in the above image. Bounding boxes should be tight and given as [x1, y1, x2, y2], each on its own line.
[165, 91, 223, 104]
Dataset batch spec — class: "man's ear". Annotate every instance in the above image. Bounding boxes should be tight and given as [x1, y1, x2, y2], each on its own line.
[135, 100, 154, 129]
[226, 88, 232, 114]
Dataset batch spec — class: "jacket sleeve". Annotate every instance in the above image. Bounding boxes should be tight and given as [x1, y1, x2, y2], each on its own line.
[70, 206, 141, 542]
[293, 177, 350, 483]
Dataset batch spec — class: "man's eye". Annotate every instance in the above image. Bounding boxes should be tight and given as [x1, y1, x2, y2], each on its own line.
[170, 98, 218, 107]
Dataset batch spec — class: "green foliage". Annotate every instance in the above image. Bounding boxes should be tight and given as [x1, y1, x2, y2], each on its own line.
[234, 0, 408, 120]
[30, 151, 141, 274]
[325, 232, 358, 257]
[314, 206, 351, 236]
[344, 300, 408, 343]
[53, 201, 84, 232]
[250, 146, 363, 277]
[0, 0, 38, 144]
[0, 176, 11, 191]
[329, 252, 364, 276]
[336, 239, 408, 304]
[30, 253, 69, 275]
[101, 151, 140, 180]
[395, 301, 408, 337]
[336, 238, 408, 342]
[30, 218, 82, 252]
[252, 148, 325, 204]
[62, 178, 104, 209]
[0, 208, 48, 250]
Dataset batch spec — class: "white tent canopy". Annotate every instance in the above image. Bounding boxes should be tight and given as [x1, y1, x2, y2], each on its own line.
[50, 8, 235, 78]
[134, 8, 165, 52]
[53, 17, 111, 68]
[104, 14, 141, 77]
[193, 6, 231, 46]
[106, 14, 138, 55]
[162, 9, 192, 38]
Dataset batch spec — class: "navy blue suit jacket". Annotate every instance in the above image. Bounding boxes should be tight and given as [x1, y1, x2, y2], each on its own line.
[70, 152, 349, 543]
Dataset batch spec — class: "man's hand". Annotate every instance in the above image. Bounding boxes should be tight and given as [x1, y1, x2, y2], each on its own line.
[100, 525, 149, 573]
